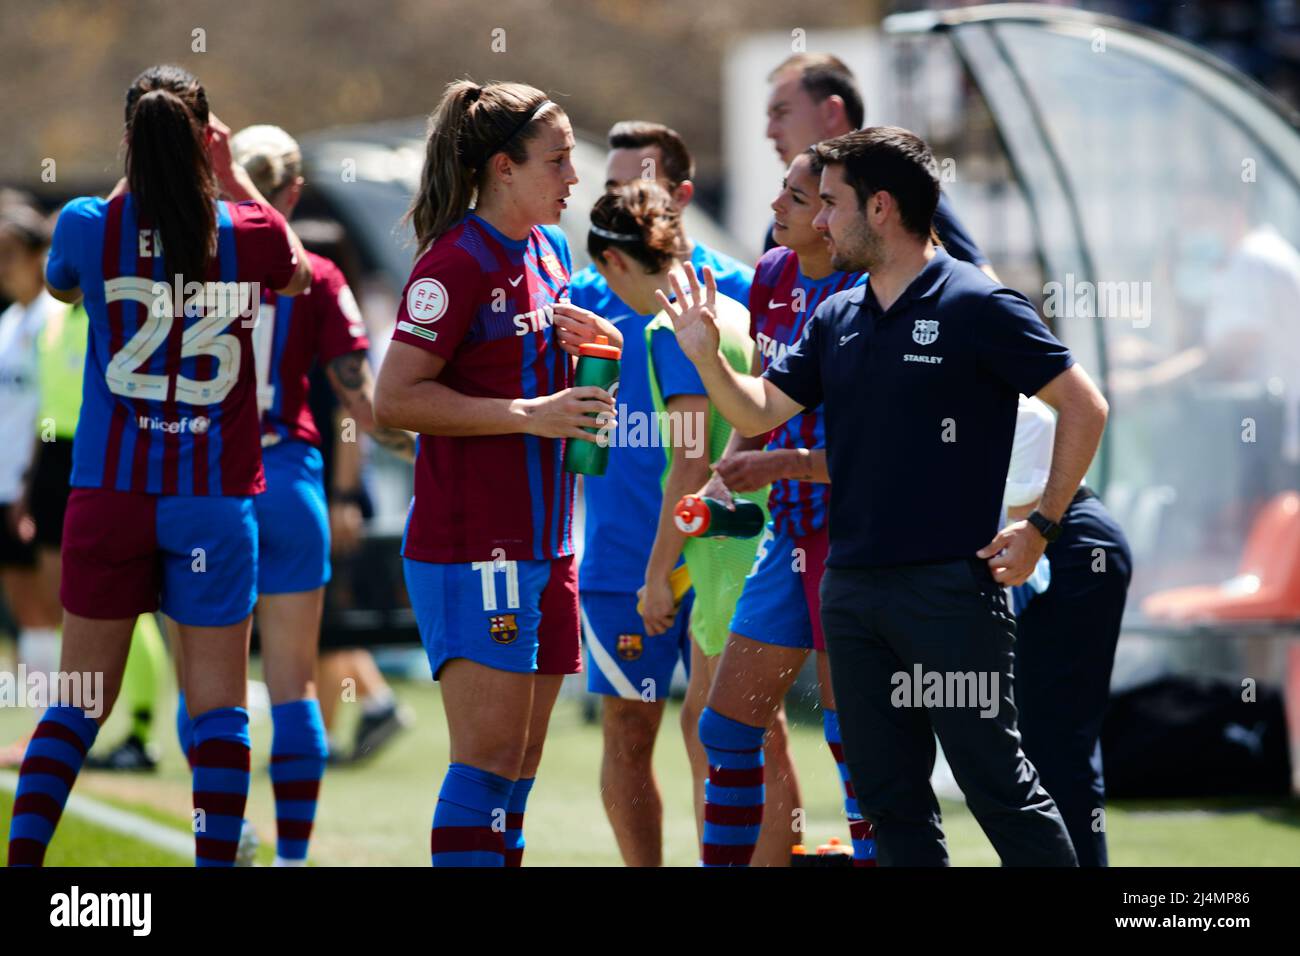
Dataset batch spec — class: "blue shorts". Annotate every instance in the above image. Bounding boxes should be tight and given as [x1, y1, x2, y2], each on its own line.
[61, 488, 258, 628]
[581, 590, 694, 701]
[256, 441, 330, 594]
[729, 522, 828, 651]
[404, 554, 581, 679]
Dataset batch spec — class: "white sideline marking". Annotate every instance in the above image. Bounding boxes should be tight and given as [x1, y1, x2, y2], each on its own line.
[0, 770, 192, 859]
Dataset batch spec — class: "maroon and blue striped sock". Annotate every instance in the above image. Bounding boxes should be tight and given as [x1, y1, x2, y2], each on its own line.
[191, 707, 251, 867]
[6, 706, 99, 867]
[270, 699, 327, 865]
[823, 708, 876, 866]
[430, 763, 512, 867]
[698, 707, 766, 867]
[504, 776, 534, 867]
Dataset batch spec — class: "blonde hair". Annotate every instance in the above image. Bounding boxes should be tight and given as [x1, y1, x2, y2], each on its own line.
[406, 78, 560, 253]
[230, 124, 303, 200]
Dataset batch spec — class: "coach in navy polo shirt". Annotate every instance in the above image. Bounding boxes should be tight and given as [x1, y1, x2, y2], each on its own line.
[660, 127, 1109, 866]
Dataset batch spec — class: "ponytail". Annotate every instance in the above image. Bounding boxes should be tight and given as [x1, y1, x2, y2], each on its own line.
[406, 78, 559, 253]
[124, 65, 216, 292]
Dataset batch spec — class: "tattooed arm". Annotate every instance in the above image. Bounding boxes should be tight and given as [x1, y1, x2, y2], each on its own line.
[326, 350, 417, 462]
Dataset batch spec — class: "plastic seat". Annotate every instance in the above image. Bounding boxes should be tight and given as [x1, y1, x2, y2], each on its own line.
[1142, 491, 1300, 622]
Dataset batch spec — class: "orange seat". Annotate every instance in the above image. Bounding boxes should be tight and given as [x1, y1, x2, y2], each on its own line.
[1142, 491, 1300, 623]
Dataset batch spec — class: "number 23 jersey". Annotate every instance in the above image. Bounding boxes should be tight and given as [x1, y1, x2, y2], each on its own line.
[45, 194, 298, 496]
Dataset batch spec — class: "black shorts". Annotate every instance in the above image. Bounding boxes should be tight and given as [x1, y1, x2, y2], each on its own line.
[0, 503, 37, 568]
[29, 437, 74, 550]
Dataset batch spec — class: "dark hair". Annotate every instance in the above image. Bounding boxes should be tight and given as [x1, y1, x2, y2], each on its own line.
[809, 127, 939, 239]
[606, 121, 694, 188]
[406, 78, 561, 252]
[769, 53, 865, 130]
[125, 65, 216, 290]
[0, 203, 53, 251]
[587, 180, 686, 274]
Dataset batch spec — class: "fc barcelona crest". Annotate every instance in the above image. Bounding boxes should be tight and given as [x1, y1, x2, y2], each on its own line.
[911, 319, 939, 346]
[490, 614, 519, 645]
[616, 633, 643, 661]
[541, 253, 566, 283]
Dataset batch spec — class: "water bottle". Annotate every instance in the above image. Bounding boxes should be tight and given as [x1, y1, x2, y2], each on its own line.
[673, 495, 765, 539]
[563, 334, 621, 476]
[791, 837, 854, 868]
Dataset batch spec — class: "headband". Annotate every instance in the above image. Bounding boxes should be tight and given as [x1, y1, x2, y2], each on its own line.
[464, 98, 555, 170]
[588, 224, 642, 242]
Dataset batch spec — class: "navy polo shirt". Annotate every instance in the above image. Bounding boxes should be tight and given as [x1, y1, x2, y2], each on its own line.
[763, 247, 1073, 569]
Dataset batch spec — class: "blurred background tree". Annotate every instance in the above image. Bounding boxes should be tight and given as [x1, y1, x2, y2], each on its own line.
[0, 0, 884, 212]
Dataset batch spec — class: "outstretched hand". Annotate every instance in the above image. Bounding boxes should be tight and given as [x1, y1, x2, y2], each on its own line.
[655, 264, 720, 365]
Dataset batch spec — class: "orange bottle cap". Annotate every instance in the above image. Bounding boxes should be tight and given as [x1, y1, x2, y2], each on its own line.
[817, 838, 852, 855]
[579, 334, 621, 359]
[673, 495, 711, 536]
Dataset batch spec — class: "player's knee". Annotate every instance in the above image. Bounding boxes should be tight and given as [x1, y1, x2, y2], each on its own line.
[519, 739, 546, 778]
[604, 701, 659, 764]
[459, 741, 527, 779]
[679, 694, 702, 739]
[698, 705, 764, 753]
[762, 709, 793, 754]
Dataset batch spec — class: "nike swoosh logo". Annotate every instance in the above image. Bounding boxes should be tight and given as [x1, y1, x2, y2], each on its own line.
[768, 299, 787, 310]
[839, 332, 860, 345]
[509, 275, 524, 287]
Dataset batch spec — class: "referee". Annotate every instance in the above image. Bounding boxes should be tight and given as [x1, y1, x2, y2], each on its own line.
[659, 127, 1108, 866]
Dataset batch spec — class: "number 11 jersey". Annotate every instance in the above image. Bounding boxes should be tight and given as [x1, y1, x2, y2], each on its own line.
[45, 194, 299, 496]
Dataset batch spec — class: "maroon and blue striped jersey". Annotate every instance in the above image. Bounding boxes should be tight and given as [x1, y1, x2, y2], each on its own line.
[252, 251, 369, 448]
[45, 194, 299, 496]
[749, 247, 865, 536]
[392, 214, 575, 563]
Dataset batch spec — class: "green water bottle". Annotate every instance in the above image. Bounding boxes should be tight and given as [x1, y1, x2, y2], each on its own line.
[563, 334, 621, 476]
[673, 495, 765, 539]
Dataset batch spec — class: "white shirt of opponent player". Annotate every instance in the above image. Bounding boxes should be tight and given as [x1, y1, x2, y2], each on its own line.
[0, 289, 58, 503]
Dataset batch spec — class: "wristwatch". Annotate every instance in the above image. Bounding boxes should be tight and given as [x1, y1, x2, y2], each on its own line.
[1027, 510, 1063, 543]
